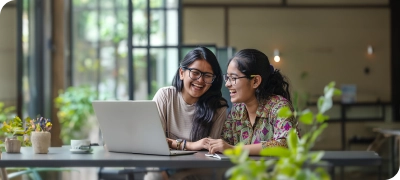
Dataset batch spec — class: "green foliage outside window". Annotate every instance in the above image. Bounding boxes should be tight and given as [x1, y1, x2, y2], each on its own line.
[0, 102, 16, 123]
[224, 81, 341, 180]
[54, 86, 100, 144]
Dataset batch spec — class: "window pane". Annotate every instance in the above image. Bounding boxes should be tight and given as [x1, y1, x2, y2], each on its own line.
[150, 10, 165, 46]
[150, 0, 163, 8]
[72, 8, 99, 87]
[166, 48, 179, 84]
[98, 44, 129, 100]
[133, 10, 148, 46]
[100, 10, 115, 42]
[149, 48, 178, 98]
[166, 0, 178, 8]
[116, 0, 128, 8]
[22, 0, 31, 118]
[116, 40, 129, 100]
[73, 0, 97, 8]
[101, 0, 114, 9]
[98, 45, 115, 98]
[133, 0, 147, 9]
[133, 48, 148, 100]
[166, 10, 178, 45]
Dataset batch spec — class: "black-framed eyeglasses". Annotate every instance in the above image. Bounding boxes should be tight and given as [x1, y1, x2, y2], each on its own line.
[223, 74, 257, 85]
[181, 67, 216, 84]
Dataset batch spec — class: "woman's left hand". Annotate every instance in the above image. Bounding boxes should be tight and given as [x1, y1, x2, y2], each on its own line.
[208, 139, 233, 154]
[166, 138, 174, 149]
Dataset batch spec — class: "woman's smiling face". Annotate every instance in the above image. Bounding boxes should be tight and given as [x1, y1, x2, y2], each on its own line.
[225, 59, 257, 104]
[179, 59, 214, 105]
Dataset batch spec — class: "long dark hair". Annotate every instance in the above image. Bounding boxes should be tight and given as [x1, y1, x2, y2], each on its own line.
[228, 49, 291, 102]
[172, 47, 228, 141]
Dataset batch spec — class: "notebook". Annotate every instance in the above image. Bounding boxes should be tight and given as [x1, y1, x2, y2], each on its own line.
[92, 100, 197, 156]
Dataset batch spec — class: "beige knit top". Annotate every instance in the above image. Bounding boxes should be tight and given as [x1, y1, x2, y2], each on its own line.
[152, 86, 227, 141]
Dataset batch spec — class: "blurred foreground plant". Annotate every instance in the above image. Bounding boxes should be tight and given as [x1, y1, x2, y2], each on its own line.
[224, 81, 341, 180]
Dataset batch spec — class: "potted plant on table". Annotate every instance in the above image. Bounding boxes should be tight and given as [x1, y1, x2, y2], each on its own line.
[224, 81, 341, 180]
[0, 116, 31, 153]
[28, 117, 53, 154]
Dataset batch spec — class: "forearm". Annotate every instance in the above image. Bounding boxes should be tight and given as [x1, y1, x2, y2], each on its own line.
[185, 141, 195, 151]
[243, 143, 263, 155]
[185, 141, 205, 151]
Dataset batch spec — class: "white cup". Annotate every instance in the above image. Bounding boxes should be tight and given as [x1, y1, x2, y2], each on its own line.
[71, 139, 91, 150]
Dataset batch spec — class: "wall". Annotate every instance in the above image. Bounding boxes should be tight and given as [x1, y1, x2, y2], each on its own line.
[183, 7, 390, 102]
[0, 7, 17, 107]
[183, 0, 391, 150]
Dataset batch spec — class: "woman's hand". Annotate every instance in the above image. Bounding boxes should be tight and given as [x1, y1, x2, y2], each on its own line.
[208, 139, 233, 154]
[166, 138, 174, 149]
[186, 138, 210, 151]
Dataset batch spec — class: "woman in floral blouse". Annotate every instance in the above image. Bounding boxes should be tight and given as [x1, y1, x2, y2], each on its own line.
[207, 49, 299, 155]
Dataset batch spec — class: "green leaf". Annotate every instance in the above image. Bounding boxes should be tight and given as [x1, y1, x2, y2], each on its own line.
[316, 113, 329, 123]
[317, 97, 324, 112]
[278, 164, 296, 177]
[224, 148, 235, 156]
[224, 166, 235, 179]
[315, 167, 331, 180]
[287, 129, 298, 153]
[333, 89, 342, 96]
[308, 151, 324, 163]
[238, 149, 250, 163]
[318, 96, 332, 114]
[260, 147, 290, 157]
[299, 133, 310, 146]
[324, 81, 336, 94]
[278, 106, 293, 118]
[310, 123, 328, 144]
[299, 109, 313, 125]
[294, 169, 309, 180]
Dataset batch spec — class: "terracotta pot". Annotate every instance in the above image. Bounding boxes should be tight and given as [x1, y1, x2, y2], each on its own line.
[31, 132, 51, 154]
[5, 137, 21, 153]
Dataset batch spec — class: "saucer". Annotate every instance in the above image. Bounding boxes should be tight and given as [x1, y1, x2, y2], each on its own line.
[70, 149, 93, 154]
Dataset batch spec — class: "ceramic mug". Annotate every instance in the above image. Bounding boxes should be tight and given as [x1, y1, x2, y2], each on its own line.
[71, 139, 91, 150]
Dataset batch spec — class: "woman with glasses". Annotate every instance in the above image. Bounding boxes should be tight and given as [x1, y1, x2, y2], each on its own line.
[146, 47, 228, 179]
[152, 46, 228, 151]
[207, 49, 299, 156]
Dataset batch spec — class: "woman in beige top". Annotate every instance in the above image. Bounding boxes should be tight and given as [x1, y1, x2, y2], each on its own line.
[153, 46, 228, 151]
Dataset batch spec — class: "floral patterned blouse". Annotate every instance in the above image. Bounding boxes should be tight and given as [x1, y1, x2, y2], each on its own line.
[221, 95, 299, 148]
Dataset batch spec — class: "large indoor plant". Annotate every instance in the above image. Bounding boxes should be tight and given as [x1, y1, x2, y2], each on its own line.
[224, 81, 341, 180]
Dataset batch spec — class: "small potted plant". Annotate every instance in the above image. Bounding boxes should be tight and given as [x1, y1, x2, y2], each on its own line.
[0, 116, 31, 153]
[29, 117, 52, 154]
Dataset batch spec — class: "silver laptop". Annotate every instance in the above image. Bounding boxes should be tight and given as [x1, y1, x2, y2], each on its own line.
[92, 100, 197, 156]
